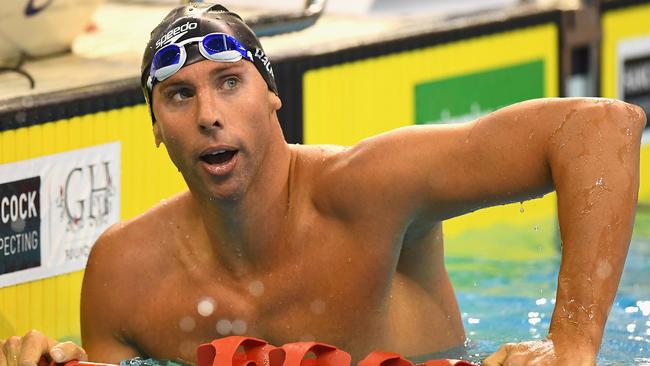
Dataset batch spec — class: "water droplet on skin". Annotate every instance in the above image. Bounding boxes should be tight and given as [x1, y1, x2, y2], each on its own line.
[232, 319, 248, 335]
[346, 257, 352, 263]
[216, 319, 233, 335]
[197, 297, 216, 317]
[596, 261, 612, 279]
[179, 316, 196, 332]
[310, 300, 327, 315]
[248, 280, 265, 297]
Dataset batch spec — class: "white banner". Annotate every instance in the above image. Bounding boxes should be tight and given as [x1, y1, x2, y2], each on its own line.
[0, 143, 120, 288]
[617, 35, 650, 115]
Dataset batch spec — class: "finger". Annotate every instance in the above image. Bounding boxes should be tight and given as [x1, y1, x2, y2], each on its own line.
[49, 342, 87, 363]
[482, 343, 513, 366]
[3, 337, 21, 366]
[18, 331, 50, 366]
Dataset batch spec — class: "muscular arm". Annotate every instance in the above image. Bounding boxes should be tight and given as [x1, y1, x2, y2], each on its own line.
[80, 226, 141, 363]
[329, 98, 646, 362]
[543, 99, 644, 361]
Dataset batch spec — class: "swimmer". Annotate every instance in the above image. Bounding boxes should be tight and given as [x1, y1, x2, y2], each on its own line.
[1, 3, 646, 366]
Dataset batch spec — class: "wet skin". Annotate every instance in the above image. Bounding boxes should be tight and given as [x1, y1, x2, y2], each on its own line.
[1, 59, 646, 366]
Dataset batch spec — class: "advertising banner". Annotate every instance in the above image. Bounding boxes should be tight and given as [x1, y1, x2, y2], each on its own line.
[617, 35, 650, 117]
[415, 60, 544, 124]
[0, 142, 120, 288]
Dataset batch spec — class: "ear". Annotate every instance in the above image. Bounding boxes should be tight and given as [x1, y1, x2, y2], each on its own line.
[153, 121, 163, 147]
[268, 91, 282, 112]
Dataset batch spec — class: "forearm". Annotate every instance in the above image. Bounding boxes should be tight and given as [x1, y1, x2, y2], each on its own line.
[546, 99, 646, 356]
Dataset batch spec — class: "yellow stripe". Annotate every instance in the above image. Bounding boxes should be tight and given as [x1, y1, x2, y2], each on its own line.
[42, 276, 57, 337]
[2, 285, 17, 336]
[642, 142, 650, 203]
[601, 3, 650, 99]
[30, 280, 43, 335]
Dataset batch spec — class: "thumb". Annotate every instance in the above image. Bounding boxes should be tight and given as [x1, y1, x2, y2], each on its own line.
[49, 342, 87, 363]
[482, 343, 514, 366]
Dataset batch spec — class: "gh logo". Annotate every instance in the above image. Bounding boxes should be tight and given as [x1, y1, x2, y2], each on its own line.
[64, 162, 113, 224]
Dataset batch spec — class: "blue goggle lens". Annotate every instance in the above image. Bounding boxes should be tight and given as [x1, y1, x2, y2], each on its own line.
[202, 34, 238, 54]
[154, 45, 182, 68]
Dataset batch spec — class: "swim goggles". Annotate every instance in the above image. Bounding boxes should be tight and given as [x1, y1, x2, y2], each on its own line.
[147, 32, 253, 90]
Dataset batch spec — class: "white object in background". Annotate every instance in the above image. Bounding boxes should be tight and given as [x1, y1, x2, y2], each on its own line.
[326, 0, 519, 16]
[216, 0, 305, 11]
[0, 0, 104, 65]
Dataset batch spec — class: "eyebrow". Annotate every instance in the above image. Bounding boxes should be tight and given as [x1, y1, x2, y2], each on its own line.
[208, 62, 247, 78]
[157, 62, 247, 93]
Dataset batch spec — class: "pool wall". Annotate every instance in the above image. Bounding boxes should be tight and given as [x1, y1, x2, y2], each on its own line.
[1, 0, 649, 346]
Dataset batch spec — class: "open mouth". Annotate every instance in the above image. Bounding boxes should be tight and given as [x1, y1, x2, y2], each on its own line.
[200, 149, 238, 166]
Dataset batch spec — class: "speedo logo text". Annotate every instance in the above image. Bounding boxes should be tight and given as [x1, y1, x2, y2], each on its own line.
[156, 22, 198, 49]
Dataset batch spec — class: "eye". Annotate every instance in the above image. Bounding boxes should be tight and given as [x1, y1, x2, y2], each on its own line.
[167, 87, 194, 102]
[222, 77, 239, 90]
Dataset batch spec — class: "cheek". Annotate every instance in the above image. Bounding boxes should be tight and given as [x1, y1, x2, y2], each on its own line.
[157, 125, 193, 163]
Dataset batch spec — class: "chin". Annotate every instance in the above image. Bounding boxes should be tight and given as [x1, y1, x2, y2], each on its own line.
[205, 178, 249, 203]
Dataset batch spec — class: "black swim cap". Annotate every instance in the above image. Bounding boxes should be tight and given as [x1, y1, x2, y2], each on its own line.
[141, 2, 278, 122]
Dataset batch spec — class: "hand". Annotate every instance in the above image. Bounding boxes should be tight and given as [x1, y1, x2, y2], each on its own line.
[0, 330, 87, 366]
[482, 339, 596, 366]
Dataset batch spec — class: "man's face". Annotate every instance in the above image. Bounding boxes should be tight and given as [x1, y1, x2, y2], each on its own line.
[151, 59, 282, 201]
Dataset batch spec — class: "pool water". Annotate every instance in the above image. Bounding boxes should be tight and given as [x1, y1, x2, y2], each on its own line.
[447, 215, 650, 365]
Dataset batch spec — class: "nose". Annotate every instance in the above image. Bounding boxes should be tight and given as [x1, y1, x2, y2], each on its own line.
[195, 88, 223, 132]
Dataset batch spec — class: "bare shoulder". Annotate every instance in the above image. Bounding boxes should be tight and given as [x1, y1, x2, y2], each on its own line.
[82, 190, 198, 303]
[86, 191, 194, 275]
[289, 140, 411, 219]
[289, 143, 354, 214]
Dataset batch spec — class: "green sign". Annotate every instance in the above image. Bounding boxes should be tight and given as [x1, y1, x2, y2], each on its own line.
[415, 60, 545, 124]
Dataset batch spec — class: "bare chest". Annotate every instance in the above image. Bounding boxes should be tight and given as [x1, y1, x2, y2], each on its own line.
[125, 218, 403, 362]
